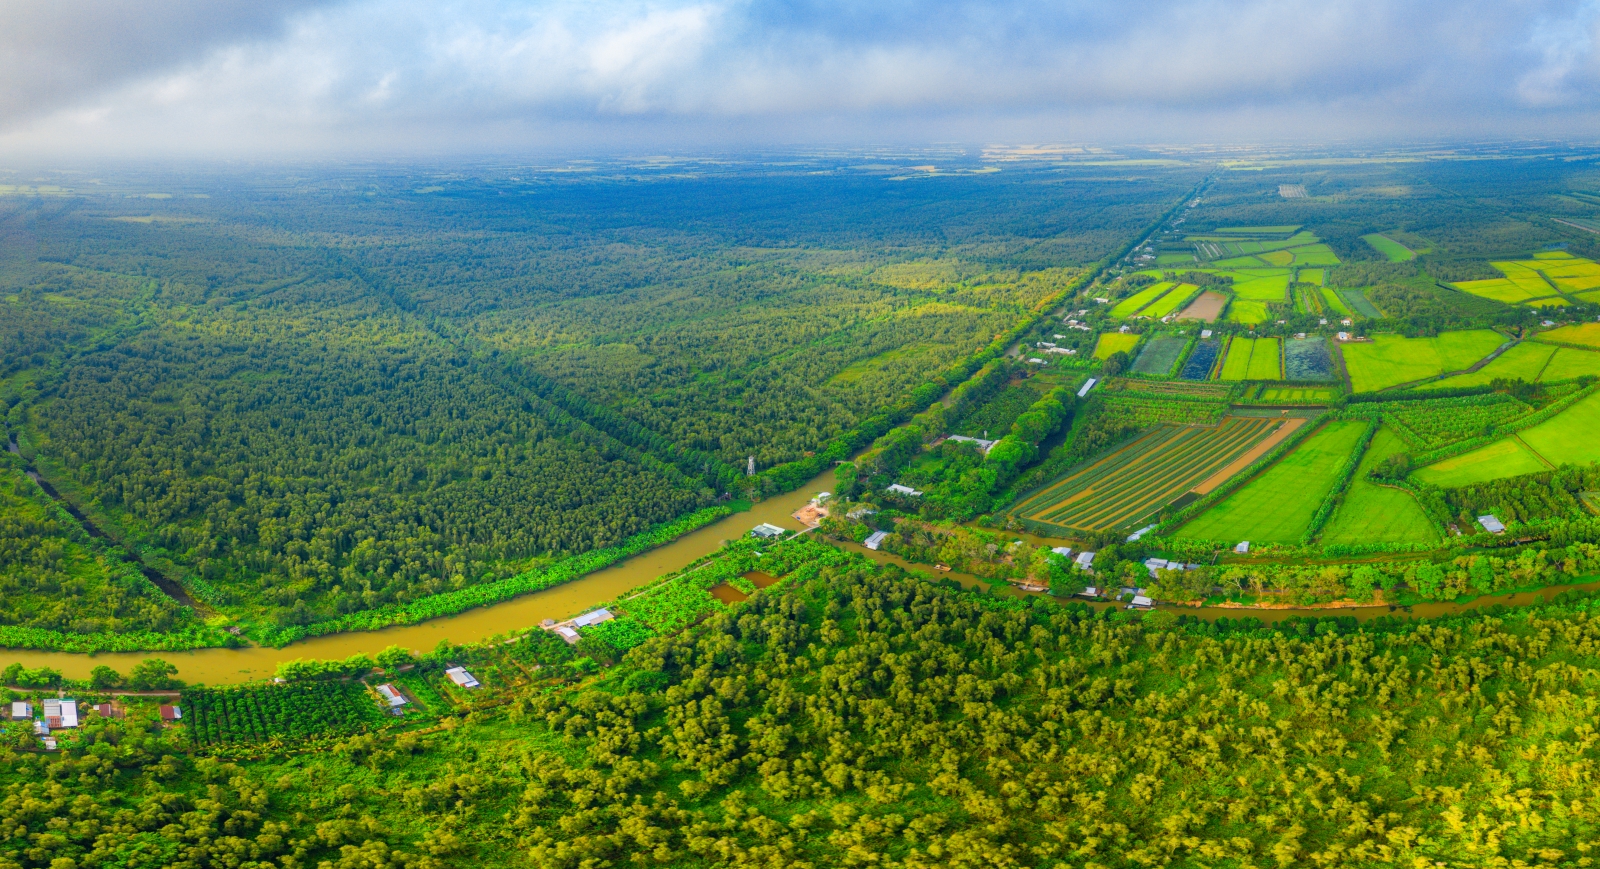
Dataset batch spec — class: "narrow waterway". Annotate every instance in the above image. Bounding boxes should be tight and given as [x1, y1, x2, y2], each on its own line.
[0, 469, 841, 684]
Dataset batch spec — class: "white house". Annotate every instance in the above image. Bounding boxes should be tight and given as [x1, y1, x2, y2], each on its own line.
[573, 608, 615, 628]
[751, 523, 786, 539]
[886, 484, 923, 497]
[864, 530, 890, 551]
[444, 667, 480, 689]
[375, 684, 408, 708]
[1478, 515, 1507, 534]
[1075, 551, 1097, 570]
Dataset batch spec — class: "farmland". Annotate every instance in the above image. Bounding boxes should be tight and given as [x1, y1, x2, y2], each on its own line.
[1258, 387, 1337, 402]
[1130, 335, 1190, 375]
[1176, 290, 1228, 321]
[1176, 419, 1367, 543]
[1011, 416, 1288, 533]
[1413, 389, 1600, 486]
[1362, 233, 1416, 262]
[1451, 253, 1600, 306]
[1321, 427, 1439, 545]
[1283, 337, 1333, 380]
[1219, 337, 1281, 381]
[1094, 332, 1142, 359]
[1341, 330, 1506, 392]
[1179, 339, 1220, 380]
[1537, 322, 1600, 348]
[1371, 392, 1534, 452]
[1142, 283, 1200, 318]
[1426, 341, 1554, 389]
[1413, 438, 1550, 488]
[1110, 281, 1176, 317]
[183, 681, 387, 746]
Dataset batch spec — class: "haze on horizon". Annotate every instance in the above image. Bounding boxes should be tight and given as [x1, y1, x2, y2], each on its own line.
[3, 0, 1600, 158]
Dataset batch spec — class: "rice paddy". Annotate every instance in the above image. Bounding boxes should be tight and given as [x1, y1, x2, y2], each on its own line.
[1176, 420, 1368, 543]
[1219, 337, 1282, 381]
[1537, 322, 1600, 349]
[1424, 341, 1555, 389]
[1011, 416, 1290, 532]
[1258, 387, 1337, 402]
[1341, 330, 1506, 392]
[1093, 332, 1142, 359]
[1227, 300, 1270, 325]
[1413, 438, 1550, 488]
[1322, 427, 1438, 545]
[1413, 390, 1600, 486]
[1142, 283, 1200, 318]
[1110, 282, 1176, 318]
[1336, 288, 1383, 318]
[1450, 253, 1600, 305]
[1362, 233, 1416, 262]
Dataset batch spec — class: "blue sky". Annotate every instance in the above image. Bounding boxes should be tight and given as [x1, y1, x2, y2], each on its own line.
[4, 0, 1600, 156]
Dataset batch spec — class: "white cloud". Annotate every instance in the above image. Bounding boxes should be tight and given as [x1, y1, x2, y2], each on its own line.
[3, 0, 1599, 156]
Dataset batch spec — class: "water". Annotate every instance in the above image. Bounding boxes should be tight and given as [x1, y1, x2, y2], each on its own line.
[0, 470, 839, 685]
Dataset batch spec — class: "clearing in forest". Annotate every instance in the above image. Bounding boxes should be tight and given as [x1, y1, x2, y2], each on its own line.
[1011, 416, 1286, 533]
[1321, 427, 1438, 545]
[1362, 234, 1415, 262]
[1176, 419, 1367, 544]
[1342, 330, 1506, 392]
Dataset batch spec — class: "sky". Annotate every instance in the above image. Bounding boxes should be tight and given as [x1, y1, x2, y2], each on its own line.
[3, 0, 1600, 157]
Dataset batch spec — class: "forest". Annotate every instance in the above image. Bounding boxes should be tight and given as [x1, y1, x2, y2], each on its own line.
[8, 550, 1600, 867]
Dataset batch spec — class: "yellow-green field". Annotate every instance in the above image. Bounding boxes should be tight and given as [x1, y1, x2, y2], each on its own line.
[1322, 427, 1438, 545]
[1537, 322, 1600, 348]
[1110, 282, 1175, 318]
[1259, 387, 1337, 402]
[1341, 330, 1506, 393]
[1362, 234, 1415, 262]
[1425, 341, 1554, 389]
[1176, 420, 1366, 543]
[1414, 438, 1550, 488]
[1227, 300, 1269, 325]
[1414, 390, 1600, 486]
[1093, 332, 1142, 359]
[1219, 337, 1281, 381]
[1142, 283, 1199, 318]
[1451, 253, 1600, 305]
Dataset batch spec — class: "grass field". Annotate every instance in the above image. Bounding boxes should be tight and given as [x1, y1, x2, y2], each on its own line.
[1413, 438, 1550, 488]
[1336, 288, 1383, 318]
[1362, 234, 1416, 262]
[1259, 387, 1337, 402]
[1452, 254, 1600, 306]
[1176, 420, 1367, 543]
[1544, 347, 1600, 380]
[1130, 336, 1189, 375]
[1246, 338, 1282, 380]
[1227, 300, 1269, 325]
[1426, 341, 1555, 389]
[1320, 288, 1352, 316]
[1219, 338, 1257, 381]
[1322, 427, 1438, 545]
[1298, 269, 1324, 286]
[1520, 390, 1600, 466]
[1537, 323, 1600, 348]
[1231, 270, 1291, 301]
[1110, 282, 1175, 318]
[1142, 283, 1199, 318]
[1094, 332, 1142, 359]
[1012, 417, 1287, 532]
[1342, 330, 1505, 392]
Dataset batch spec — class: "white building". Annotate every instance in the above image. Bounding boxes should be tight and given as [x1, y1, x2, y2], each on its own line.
[1077, 378, 1098, 398]
[375, 684, 408, 707]
[573, 608, 615, 628]
[1235, 541, 1250, 554]
[864, 530, 890, 551]
[1075, 551, 1097, 570]
[750, 523, 786, 539]
[444, 667, 480, 689]
[945, 435, 997, 455]
[1050, 546, 1073, 558]
[1478, 515, 1507, 534]
[886, 484, 923, 497]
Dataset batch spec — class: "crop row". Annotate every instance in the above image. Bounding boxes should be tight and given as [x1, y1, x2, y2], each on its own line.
[183, 681, 385, 746]
[1023, 417, 1279, 531]
[1180, 340, 1220, 381]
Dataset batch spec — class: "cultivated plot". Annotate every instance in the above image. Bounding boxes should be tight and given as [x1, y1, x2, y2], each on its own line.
[1362, 234, 1415, 262]
[1451, 253, 1600, 305]
[1093, 332, 1142, 359]
[1110, 282, 1176, 318]
[1322, 427, 1438, 545]
[1012, 416, 1290, 532]
[1177, 420, 1367, 544]
[1284, 338, 1334, 381]
[1342, 330, 1506, 392]
[1130, 336, 1190, 375]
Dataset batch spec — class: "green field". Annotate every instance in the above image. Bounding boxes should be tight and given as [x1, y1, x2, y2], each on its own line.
[1259, 387, 1336, 402]
[1426, 341, 1555, 389]
[1342, 330, 1506, 392]
[1177, 420, 1367, 543]
[1362, 233, 1415, 262]
[1219, 338, 1256, 380]
[1227, 300, 1269, 325]
[1246, 338, 1282, 380]
[1320, 287, 1352, 316]
[1231, 270, 1292, 301]
[1537, 322, 1600, 348]
[1129, 335, 1190, 375]
[1544, 347, 1600, 380]
[1093, 331, 1142, 359]
[1336, 288, 1383, 318]
[1110, 282, 1175, 317]
[1451, 255, 1600, 305]
[1521, 390, 1600, 465]
[1298, 269, 1324, 285]
[1142, 283, 1199, 318]
[1413, 437, 1550, 488]
[1321, 427, 1439, 545]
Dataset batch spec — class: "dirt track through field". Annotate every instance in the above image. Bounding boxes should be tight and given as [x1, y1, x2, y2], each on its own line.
[1190, 417, 1305, 494]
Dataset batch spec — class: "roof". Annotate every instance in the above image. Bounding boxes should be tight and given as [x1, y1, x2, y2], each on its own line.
[886, 484, 923, 497]
[1127, 524, 1156, 542]
[1050, 546, 1073, 557]
[374, 685, 407, 707]
[1077, 378, 1098, 398]
[10, 702, 28, 719]
[555, 625, 580, 644]
[1234, 541, 1250, 553]
[1478, 515, 1507, 534]
[1075, 551, 1097, 567]
[59, 700, 77, 729]
[863, 530, 890, 550]
[444, 667, 480, 688]
[750, 522, 786, 538]
[159, 705, 182, 720]
[945, 435, 998, 454]
[1130, 596, 1154, 608]
[572, 608, 614, 628]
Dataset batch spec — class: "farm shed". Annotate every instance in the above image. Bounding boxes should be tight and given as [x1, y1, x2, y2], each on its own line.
[1129, 596, 1155, 610]
[573, 608, 615, 628]
[159, 705, 183, 721]
[945, 435, 998, 454]
[750, 523, 786, 539]
[886, 484, 923, 497]
[1075, 551, 1097, 570]
[59, 701, 77, 728]
[1478, 515, 1507, 534]
[1128, 525, 1156, 542]
[10, 702, 28, 720]
[1077, 378, 1098, 398]
[1235, 541, 1250, 553]
[40, 737, 56, 751]
[555, 626, 580, 644]
[864, 531, 890, 551]
[374, 685, 408, 708]
[1051, 546, 1073, 558]
[445, 667, 480, 689]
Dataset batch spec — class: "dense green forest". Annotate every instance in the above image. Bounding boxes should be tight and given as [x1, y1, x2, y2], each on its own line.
[12, 551, 1600, 867]
[0, 160, 1195, 636]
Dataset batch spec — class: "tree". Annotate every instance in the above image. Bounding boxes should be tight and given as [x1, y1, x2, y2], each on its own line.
[127, 659, 182, 691]
[89, 665, 123, 690]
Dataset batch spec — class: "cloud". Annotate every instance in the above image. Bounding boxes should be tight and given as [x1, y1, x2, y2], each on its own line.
[4, 0, 1600, 156]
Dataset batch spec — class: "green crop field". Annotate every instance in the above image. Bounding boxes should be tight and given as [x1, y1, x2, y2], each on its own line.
[1321, 427, 1438, 545]
[1452, 254, 1600, 305]
[1228, 300, 1269, 325]
[1336, 288, 1383, 318]
[1176, 419, 1367, 543]
[1259, 387, 1337, 402]
[1110, 281, 1175, 317]
[1342, 330, 1505, 392]
[1219, 338, 1257, 380]
[1362, 233, 1416, 262]
[1130, 335, 1190, 375]
[1544, 347, 1600, 380]
[1288, 245, 1341, 266]
[1320, 287, 1352, 316]
[1093, 331, 1142, 359]
[1011, 416, 1286, 532]
[1231, 270, 1292, 301]
[1520, 390, 1600, 466]
[1413, 437, 1550, 488]
[1298, 268, 1324, 285]
[1246, 337, 1282, 380]
[1142, 283, 1199, 318]
[1538, 322, 1600, 348]
[1426, 341, 1555, 389]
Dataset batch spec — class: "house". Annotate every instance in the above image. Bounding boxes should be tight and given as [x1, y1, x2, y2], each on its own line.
[1077, 586, 1101, 599]
[1127, 524, 1156, 542]
[159, 705, 183, 721]
[1234, 541, 1250, 554]
[886, 484, 923, 497]
[1144, 557, 1169, 576]
[93, 703, 121, 719]
[864, 530, 890, 551]
[1027, 357, 1046, 365]
[1128, 595, 1155, 610]
[1200, 329, 1212, 339]
[1075, 551, 1097, 570]
[40, 737, 56, 751]
[945, 435, 998, 455]
[374, 685, 408, 708]
[43, 699, 60, 728]
[58, 700, 77, 729]
[444, 667, 480, 689]
[10, 702, 29, 721]
[572, 608, 614, 628]
[1337, 332, 1351, 342]
[750, 523, 786, 539]
[1077, 378, 1098, 398]
[813, 492, 831, 503]
[1050, 546, 1073, 558]
[555, 625, 580, 644]
[1478, 515, 1507, 535]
